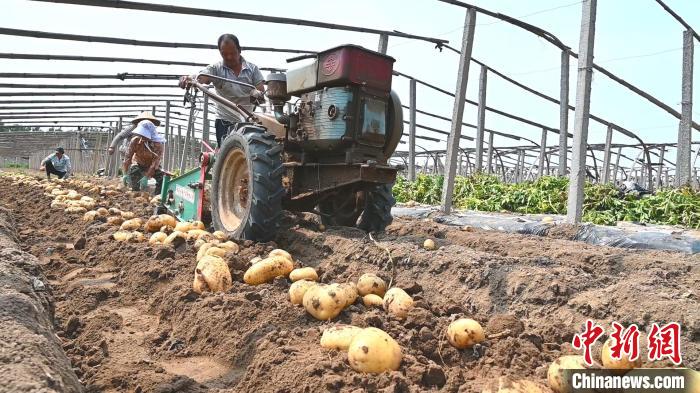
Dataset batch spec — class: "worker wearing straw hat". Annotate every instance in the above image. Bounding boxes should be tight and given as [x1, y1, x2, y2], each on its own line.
[122, 114, 165, 194]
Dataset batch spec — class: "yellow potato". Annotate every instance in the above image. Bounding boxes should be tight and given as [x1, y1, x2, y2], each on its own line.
[447, 318, 485, 349]
[289, 280, 317, 305]
[113, 230, 132, 242]
[423, 238, 437, 250]
[120, 211, 135, 220]
[193, 255, 232, 294]
[190, 220, 205, 230]
[320, 325, 363, 351]
[335, 282, 358, 307]
[150, 195, 161, 206]
[269, 249, 292, 262]
[130, 231, 145, 242]
[347, 327, 402, 373]
[219, 241, 240, 254]
[302, 284, 347, 320]
[362, 294, 384, 308]
[51, 201, 67, 209]
[65, 206, 87, 214]
[96, 207, 109, 216]
[174, 221, 192, 232]
[243, 256, 294, 285]
[205, 247, 227, 258]
[196, 243, 214, 262]
[601, 338, 641, 372]
[83, 211, 99, 222]
[213, 230, 227, 241]
[356, 273, 387, 297]
[383, 287, 414, 319]
[289, 267, 318, 282]
[106, 216, 124, 226]
[160, 225, 174, 234]
[193, 238, 207, 250]
[250, 256, 263, 264]
[483, 377, 550, 393]
[120, 218, 143, 231]
[159, 215, 177, 228]
[149, 232, 168, 244]
[547, 355, 590, 393]
[145, 215, 164, 233]
[163, 231, 187, 245]
[108, 208, 121, 215]
[187, 229, 211, 241]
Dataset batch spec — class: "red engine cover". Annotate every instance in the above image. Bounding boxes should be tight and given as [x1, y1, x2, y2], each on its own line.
[316, 45, 395, 93]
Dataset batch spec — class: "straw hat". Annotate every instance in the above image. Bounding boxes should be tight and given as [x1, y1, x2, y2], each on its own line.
[131, 111, 161, 127]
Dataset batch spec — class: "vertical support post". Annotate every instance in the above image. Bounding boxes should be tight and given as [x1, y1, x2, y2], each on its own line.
[558, 49, 570, 176]
[677, 29, 694, 187]
[517, 150, 525, 182]
[164, 101, 170, 171]
[152, 105, 156, 115]
[408, 78, 417, 181]
[202, 94, 210, 151]
[486, 131, 494, 174]
[566, 0, 597, 224]
[613, 146, 622, 184]
[112, 116, 122, 178]
[664, 167, 669, 186]
[538, 128, 547, 178]
[378, 33, 389, 54]
[475, 65, 487, 172]
[602, 125, 613, 183]
[176, 125, 182, 173]
[440, 7, 476, 214]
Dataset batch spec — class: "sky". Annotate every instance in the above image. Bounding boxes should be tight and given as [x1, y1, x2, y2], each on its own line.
[1, 0, 698, 175]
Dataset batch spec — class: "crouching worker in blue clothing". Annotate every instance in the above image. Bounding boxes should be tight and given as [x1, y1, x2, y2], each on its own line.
[40, 147, 71, 179]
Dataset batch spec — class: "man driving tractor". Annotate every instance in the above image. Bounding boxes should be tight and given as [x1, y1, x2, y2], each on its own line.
[179, 33, 265, 147]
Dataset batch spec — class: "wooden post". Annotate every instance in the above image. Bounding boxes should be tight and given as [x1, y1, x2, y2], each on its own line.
[378, 33, 389, 54]
[602, 125, 613, 183]
[558, 49, 570, 176]
[566, 0, 597, 224]
[164, 101, 170, 171]
[440, 7, 476, 214]
[676, 29, 694, 187]
[202, 95, 210, 152]
[613, 146, 622, 184]
[475, 65, 487, 172]
[408, 78, 417, 181]
[538, 128, 547, 178]
[486, 131, 494, 174]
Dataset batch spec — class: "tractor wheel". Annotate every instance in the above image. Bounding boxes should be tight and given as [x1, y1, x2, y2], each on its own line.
[357, 183, 395, 233]
[210, 126, 284, 241]
[318, 190, 365, 227]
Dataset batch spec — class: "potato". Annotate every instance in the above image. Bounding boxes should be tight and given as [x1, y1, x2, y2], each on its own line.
[96, 207, 109, 216]
[83, 211, 99, 222]
[423, 238, 437, 250]
[383, 287, 414, 319]
[289, 267, 318, 282]
[356, 273, 387, 297]
[150, 195, 161, 206]
[205, 247, 227, 258]
[193, 255, 232, 294]
[483, 377, 550, 393]
[130, 231, 145, 242]
[250, 256, 263, 264]
[164, 231, 187, 246]
[547, 355, 590, 393]
[320, 325, 363, 351]
[269, 249, 292, 262]
[149, 232, 168, 245]
[113, 230, 132, 242]
[334, 282, 358, 307]
[133, 196, 148, 204]
[362, 294, 384, 308]
[120, 211, 135, 220]
[159, 215, 177, 228]
[219, 241, 240, 254]
[347, 327, 402, 373]
[447, 318, 485, 349]
[289, 280, 317, 305]
[145, 215, 163, 233]
[160, 225, 174, 234]
[51, 201, 66, 209]
[213, 230, 227, 241]
[193, 238, 207, 250]
[174, 221, 192, 232]
[601, 338, 641, 371]
[302, 284, 348, 320]
[187, 229, 211, 241]
[243, 255, 293, 285]
[107, 216, 124, 226]
[190, 220, 205, 230]
[65, 206, 87, 214]
[197, 242, 215, 262]
[108, 208, 121, 215]
[120, 218, 143, 231]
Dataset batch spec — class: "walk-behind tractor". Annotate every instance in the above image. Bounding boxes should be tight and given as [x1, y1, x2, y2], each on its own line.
[159, 45, 403, 241]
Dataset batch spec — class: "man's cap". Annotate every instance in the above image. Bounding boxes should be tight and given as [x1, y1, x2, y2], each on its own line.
[56, 147, 65, 154]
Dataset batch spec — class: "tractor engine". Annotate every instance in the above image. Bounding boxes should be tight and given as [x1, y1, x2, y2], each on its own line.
[266, 45, 402, 164]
